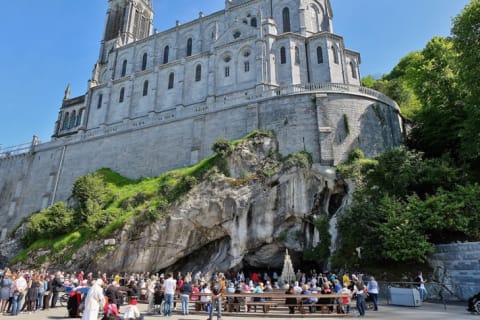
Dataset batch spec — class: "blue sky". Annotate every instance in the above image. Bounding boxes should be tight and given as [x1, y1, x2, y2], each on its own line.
[0, 0, 470, 148]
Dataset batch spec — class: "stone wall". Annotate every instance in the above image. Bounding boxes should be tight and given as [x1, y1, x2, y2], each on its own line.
[429, 242, 480, 300]
[0, 90, 402, 236]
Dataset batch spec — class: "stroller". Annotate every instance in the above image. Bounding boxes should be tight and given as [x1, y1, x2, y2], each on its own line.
[467, 292, 480, 314]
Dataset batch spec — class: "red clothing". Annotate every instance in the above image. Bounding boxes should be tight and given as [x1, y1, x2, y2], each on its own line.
[251, 273, 260, 283]
[191, 286, 200, 301]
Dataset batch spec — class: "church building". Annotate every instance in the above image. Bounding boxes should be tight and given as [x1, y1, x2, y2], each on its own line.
[54, 0, 361, 137]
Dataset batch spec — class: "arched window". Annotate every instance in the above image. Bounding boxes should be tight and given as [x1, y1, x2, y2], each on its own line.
[282, 7, 291, 33]
[195, 65, 202, 82]
[244, 61, 250, 72]
[251, 17, 257, 27]
[332, 46, 339, 64]
[143, 80, 149, 96]
[186, 38, 193, 56]
[168, 73, 175, 89]
[76, 109, 84, 127]
[62, 113, 69, 130]
[163, 46, 169, 64]
[280, 47, 286, 64]
[69, 110, 76, 129]
[141, 53, 148, 71]
[119, 87, 125, 102]
[350, 61, 357, 79]
[295, 46, 300, 65]
[97, 94, 103, 109]
[310, 5, 320, 33]
[121, 60, 127, 77]
[317, 46, 323, 64]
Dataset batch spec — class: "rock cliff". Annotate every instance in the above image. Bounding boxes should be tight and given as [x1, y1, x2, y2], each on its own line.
[13, 134, 349, 273]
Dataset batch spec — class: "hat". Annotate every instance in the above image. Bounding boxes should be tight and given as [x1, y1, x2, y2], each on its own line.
[130, 299, 137, 305]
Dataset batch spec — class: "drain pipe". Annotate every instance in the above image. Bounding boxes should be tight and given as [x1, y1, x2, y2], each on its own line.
[51, 146, 66, 206]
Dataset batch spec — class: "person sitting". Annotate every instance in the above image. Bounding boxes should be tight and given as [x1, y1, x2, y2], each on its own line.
[319, 282, 334, 313]
[285, 285, 297, 315]
[122, 298, 143, 320]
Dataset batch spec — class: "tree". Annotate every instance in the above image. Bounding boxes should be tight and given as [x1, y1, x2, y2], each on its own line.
[452, 0, 480, 165]
[23, 202, 74, 245]
[72, 173, 112, 223]
[335, 148, 477, 267]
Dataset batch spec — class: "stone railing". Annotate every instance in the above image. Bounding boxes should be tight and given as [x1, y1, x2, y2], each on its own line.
[250, 83, 400, 111]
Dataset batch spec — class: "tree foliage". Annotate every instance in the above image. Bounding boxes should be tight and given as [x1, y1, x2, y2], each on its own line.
[72, 172, 113, 224]
[363, 1, 480, 172]
[335, 148, 480, 267]
[23, 202, 74, 245]
[452, 0, 480, 164]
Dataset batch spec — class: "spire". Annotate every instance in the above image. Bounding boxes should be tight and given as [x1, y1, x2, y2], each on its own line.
[64, 84, 71, 100]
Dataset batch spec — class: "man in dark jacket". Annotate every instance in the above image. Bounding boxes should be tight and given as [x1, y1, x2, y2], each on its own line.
[51, 272, 64, 308]
[105, 281, 122, 310]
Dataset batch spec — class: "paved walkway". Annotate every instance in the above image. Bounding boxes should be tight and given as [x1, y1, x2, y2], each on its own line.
[14, 301, 475, 320]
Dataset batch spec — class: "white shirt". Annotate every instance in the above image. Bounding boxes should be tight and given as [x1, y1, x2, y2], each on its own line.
[164, 277, 176, 295]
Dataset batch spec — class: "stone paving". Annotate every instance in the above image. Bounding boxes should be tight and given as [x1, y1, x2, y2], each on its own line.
[12, 301, 476, 320]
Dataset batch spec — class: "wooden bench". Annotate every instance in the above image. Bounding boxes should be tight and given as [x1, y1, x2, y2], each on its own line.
[246, 300, 278, 313]
[192, 292, 351, 316]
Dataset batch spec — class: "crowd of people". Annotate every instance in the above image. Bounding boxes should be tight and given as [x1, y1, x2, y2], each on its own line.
[0, 267, 381, 319]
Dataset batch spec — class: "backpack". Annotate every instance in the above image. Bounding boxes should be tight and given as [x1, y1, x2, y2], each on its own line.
[356, 281, 364, 291]
[212, 282, 221, 295]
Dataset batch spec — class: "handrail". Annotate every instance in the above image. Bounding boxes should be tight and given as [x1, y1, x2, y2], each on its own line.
[0, 142, 32, 158]
[251, 83, 400, 111]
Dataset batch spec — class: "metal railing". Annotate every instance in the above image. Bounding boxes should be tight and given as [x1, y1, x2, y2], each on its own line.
[0, 136, 39, 158]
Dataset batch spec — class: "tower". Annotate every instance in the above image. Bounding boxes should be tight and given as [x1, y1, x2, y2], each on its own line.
[98, 0, 154, 64]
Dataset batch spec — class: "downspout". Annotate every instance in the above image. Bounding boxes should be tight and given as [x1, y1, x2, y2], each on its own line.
[305, 43, 311, 83]
[51, 146, 66, 206]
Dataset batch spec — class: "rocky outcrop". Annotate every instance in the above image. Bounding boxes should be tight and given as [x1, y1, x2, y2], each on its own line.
[13, 135, 350, 273]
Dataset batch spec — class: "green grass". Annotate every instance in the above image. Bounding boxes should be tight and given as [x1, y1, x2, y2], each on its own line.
[11, 130, 278, 266]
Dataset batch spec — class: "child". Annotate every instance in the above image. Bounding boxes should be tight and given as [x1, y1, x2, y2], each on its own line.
[340, 283, 352, 314]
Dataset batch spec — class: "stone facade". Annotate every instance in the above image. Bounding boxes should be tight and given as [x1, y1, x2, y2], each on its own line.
[429, 242, 480, 300]
[0, 0, 402, 237]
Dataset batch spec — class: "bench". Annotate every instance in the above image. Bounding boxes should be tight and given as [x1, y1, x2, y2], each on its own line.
[192, 291, 351, 316]
[246, 301, 278, 313]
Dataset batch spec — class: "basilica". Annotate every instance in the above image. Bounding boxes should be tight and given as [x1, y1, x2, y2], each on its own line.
[55, 0, 361, 136]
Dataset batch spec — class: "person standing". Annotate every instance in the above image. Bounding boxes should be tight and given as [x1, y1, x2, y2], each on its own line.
[0, 269, 12, 313]
[43, 274, 53, 310]
[163, 272, 176, 317]
[81, 279, 105, 320]
[415, 271, 427, 301]
[50, 271, 64, 308]
[352, 275, 366, 317]
[208, 279, 222, 320]
[180, 280, 192, 315]
[11, 272, 27, 316]
[146, 276, 156, 314]
[367, 276, 379, 311]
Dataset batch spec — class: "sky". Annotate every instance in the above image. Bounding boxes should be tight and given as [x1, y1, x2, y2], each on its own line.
[0, 0, 470, 149]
